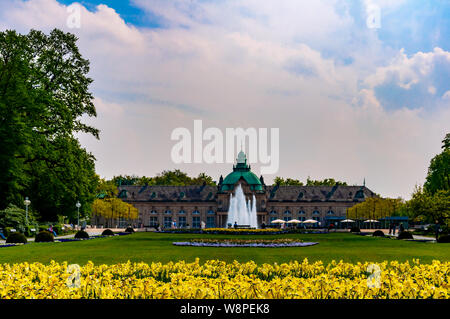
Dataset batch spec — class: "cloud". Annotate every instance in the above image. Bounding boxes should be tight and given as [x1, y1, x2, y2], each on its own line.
[1, 0, 449, 200]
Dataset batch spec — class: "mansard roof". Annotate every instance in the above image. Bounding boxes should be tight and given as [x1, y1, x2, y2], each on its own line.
[117, 185, 218, 202]
[266, 185, 375, 202]
[117, 184, 376, 202]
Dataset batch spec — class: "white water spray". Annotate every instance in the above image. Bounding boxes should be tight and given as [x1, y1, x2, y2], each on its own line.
[226, 184, 258, 228]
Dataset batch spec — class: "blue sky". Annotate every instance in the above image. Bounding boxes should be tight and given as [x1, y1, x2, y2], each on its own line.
[1, 0, 449, 199]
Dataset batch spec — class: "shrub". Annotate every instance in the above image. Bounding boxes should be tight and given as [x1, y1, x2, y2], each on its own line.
[125, 227, 135, 233]
[35, 231, 54, 242]
[373, 230, 385, 237]
[397, 231, 414, 240]
[350, 227, 360, 233]
[437, 235, 450, 243]
[74, 230, 89, 239]
[52, 224, 62, 235]
[6, 232, 27, 244]
[102, 229, 114, 236]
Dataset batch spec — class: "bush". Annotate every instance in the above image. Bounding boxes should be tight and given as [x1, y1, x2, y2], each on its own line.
[35, 231, 54, 242]
[74, 230, 89, 239]
[125, 227, 135, 233]
[437, 235, 450, 243]
[350, 227, 360, 233]
[102, 229, 114, 236]
[52, 224, 62, 235]
[397, 231, 414, 240]
[373, 230, 385, 237]
[6, 232, 27, 244]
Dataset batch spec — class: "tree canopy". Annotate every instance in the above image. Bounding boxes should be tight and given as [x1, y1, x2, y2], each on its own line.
[273, 176, 348, 186]
[110, 170, 216, 186]
[0, 29, 99, 222]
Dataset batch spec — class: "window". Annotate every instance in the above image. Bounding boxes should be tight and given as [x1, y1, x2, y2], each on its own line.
[164, 217, 172, 228]
[313, 210, 320, 215]
[192, 216, 201, 228]
[299, 216, 306, 222]
[270, 210, 277, 215]
[179, 210, 185, 214]
[284, 216, 291, 222]
[298, 210, 306, 215]
[206, 216, 215, 228]
[178, 216, 186, 228]
[165, 210, 172, 214]
[284, 210, 291, 215]
[149, 217, 158, 227]
[150, 210, 157, 214]
[207, 210, 215, 215]
[269, 216, 277, 224]
[192, 210, 200, 215]
[327, 210, 335, 215]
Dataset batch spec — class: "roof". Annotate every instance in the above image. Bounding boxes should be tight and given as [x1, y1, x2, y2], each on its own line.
[117, 184, 375, 202]
[220, 151, 263, 191]
[265, 185, 375, 202]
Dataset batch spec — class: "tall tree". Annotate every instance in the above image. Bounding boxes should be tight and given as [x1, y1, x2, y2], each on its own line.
[0, 29, 99, 221]
[424, 133, 450, 195]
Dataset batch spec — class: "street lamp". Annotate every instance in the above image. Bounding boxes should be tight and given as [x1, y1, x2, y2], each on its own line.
[76, 201, 81, 229]
[24, 197, 31, 224]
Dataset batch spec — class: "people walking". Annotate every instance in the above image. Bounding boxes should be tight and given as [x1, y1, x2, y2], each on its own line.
[392, 223, 397, 235]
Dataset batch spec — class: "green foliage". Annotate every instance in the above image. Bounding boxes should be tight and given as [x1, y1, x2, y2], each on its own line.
[6, 232, 27, 244]
[437, 235, 450, 243]
[373, 230, 385, 237]
[101, 229, 114, 236]
[0, 29, 99, 221]
[273, 177, 304, 186]
[273, 176, 348, 186]
[424, 148, 449, 195]
[0, 204, 38, 233]
[348, 197, 406, 220]
[110, 170, 216, 187]
[35, 231, 54, 242]
[74, 230, 89, 239]
[397, 231, 414, 240]
[409, 186, 450, 227]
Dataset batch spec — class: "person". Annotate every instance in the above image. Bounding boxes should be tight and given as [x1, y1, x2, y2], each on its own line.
[392, 223, 397, 235]
[234, 221, 238, 229]
[261, 223, 266, 229]
[399, 223, 404, 233]
[388, 223, 392, 235]
[435, 221, 440, 241]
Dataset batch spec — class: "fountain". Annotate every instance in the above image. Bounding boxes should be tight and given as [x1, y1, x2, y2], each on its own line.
[226, 184, 258, 228]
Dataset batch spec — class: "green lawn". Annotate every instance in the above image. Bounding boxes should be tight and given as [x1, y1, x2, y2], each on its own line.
[0, 232, 448, 265]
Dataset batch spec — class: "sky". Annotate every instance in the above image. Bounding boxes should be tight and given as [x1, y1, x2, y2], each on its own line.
[0, 0, 449, 199]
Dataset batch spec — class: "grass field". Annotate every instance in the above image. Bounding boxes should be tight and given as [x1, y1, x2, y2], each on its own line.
[0, 232, 448, 265]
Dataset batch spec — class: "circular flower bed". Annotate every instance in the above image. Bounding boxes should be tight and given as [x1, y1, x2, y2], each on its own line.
[173, 238, 318, 248]
[163, 228, 287, 235]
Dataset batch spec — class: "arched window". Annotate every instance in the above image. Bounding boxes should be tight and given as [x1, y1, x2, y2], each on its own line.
[270, 210, 277, 215]
[192, 210, 200, 215]
[298, 210, 306, 215]
[327, 210, 335, 215]
[284, 210, 291, 215]
[178, 210, 185, 214]
[313, 210, 320, 215]
[207, 210, 215, 215]
[150, 210, 157, 214]
[165, 210, 172, 214]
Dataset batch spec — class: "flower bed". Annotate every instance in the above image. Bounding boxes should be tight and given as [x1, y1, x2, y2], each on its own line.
[173, 238, 317, 248]
[162, 228, 288, 235]
[0, 259, 448, 298]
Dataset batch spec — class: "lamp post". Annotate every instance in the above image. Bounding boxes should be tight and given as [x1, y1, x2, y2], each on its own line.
[76, 201, 81, 229]
[24, 197, 31, 225]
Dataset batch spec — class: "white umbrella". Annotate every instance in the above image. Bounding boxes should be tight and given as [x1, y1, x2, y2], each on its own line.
[286, 219, 302, 224]
[303, 219, 318, 223]
[341, 219, 355, 223]
[271, 219, 286, 224]
[364, 220, 379, 223]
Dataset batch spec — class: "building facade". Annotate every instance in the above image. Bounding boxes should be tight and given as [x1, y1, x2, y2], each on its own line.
[109, 151, 376, 228]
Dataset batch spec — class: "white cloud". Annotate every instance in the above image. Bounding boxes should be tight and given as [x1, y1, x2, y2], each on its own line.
[1, 0, 449, 200]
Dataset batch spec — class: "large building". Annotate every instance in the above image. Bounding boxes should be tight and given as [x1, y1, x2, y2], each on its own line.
[112, 151, 376, 229]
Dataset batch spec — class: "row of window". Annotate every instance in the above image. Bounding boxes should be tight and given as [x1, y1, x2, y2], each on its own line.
[149, 210, 215, 215]
[270, 210, 336, 215]
[148, 216, 216, 228]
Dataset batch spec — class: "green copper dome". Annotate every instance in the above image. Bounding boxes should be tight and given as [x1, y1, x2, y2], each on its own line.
[220, 151, 263, 192]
